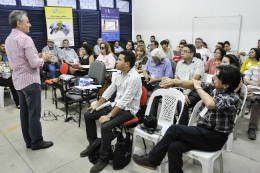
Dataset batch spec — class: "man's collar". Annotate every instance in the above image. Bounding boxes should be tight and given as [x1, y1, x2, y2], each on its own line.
[119, 67, 135, 75]
[181, 57, 196, 64]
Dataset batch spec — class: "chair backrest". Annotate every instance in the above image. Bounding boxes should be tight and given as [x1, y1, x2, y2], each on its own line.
[173, 51, 180, 55]
[195, 53, 201, 59]
[235, 84, 247, 123]
[145, 88, 185, 134]
[60, 63, 69, 74]
[140, 86, 148, 107]
[88, 61, 106, 86]
[170, 60, 176, 78]
[187, 100, 203, 126]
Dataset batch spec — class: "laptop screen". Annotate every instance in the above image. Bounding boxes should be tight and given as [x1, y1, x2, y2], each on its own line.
[76, 77, 94, 87]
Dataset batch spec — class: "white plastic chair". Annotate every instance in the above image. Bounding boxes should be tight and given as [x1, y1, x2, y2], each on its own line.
[183, 97, 241, 173]
[132, 88, 185, 173]
[233, 84, 247, 140]
[0, 86, 13, 108]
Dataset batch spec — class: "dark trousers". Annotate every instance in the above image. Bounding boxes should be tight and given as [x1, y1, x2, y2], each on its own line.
[149, 125, 228, 173]
[177, 90, 201, 125]
[142, 81, 162, 116]
[84, 106, 133, 161]
[17, 83, 43, 147]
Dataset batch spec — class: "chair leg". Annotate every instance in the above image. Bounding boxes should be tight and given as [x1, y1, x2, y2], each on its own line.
[219, 153, 224, 173]
[201, 159, 213, 173]
[234, 123, 237, 140]
[65, 98, 68, 120]
[79, 102, 82, 127]
[45, 83, 47, 99]
[131, 132, 137, 157]
[226, 133, 233, 152]
[52, 85, 54, 104]
[0, 86, 5, 108]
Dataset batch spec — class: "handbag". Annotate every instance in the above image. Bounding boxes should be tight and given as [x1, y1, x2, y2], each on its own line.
[143, 114, 158, 129]
[113, 129, 133, 170]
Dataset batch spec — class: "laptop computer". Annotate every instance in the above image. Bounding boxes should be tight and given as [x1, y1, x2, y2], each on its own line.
[69, 77, 95, 95]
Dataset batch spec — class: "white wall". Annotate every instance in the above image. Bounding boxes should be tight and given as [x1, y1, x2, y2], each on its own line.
[47, 0, 58, 6]
[132, 0, 260, 52]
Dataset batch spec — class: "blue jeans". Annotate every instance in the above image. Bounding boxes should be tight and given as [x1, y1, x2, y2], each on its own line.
[17, 83, 43, 147]
[48, 63, 62, 79]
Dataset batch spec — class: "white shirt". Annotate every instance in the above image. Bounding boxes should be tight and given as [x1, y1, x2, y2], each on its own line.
[196, 47, 211, 65]
[102, 67, 142, 116]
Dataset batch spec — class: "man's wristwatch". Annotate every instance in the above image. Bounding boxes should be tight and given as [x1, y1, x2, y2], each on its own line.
[107, 113, 112, 118]
[196, 86, 202, 91]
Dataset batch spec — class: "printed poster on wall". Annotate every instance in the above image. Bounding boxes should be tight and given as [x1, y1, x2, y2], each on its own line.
[101, 7, 120, 42]
[44, 6, 74, 47]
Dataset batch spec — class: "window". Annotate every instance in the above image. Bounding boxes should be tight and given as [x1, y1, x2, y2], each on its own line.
[58, 0, 77, 9]
[21, 0, 44, 7]
[116, 0, 129, 13]
[99, 0, 114, 9]
[0, 0, 16, 6]
[80, 0, 97, 10]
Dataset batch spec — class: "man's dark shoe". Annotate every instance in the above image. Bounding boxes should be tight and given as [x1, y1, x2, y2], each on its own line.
[32, 141, 53, 150]
[90, 159, 109, 173]
[132, 154, 156, 170]
[80, 145, 90, 157]
[248, 128, 256, 140]
[26, 145, 31, 149]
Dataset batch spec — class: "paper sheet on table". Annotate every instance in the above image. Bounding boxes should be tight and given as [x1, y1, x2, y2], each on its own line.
[80, 65, 90, 68]
[247, 85, 260, 90]
[206, 74, 214, 83]
[106, 69, 118, 72]
[74, 86, 98, 90]
[253, 92, 260, 95]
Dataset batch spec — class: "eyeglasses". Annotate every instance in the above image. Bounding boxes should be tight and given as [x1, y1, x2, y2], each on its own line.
[195, 41, 202, 43]
[180, 50, 191, 54]
[214, 72, 220, 81]
[100, 47, 105, 49]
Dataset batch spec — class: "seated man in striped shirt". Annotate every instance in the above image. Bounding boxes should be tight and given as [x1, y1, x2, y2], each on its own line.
[80, 50, 142, 173]
[132, 65, 241, 173]
[60, 39, 79, 65]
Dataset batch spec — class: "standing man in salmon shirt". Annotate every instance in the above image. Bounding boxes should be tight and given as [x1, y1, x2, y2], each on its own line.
[5, 10, 53, 150]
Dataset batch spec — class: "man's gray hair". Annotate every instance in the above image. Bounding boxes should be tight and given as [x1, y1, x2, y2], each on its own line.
[195, 38, 203, 43]
[151, 48, 166, 60]
[9, 10, 27, 29]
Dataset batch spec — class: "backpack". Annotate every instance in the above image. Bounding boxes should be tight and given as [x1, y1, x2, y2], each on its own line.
[113, 129, 133, 170]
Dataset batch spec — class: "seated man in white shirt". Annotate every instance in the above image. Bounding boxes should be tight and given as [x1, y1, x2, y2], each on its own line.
[80, 50, 142, 173]
[195, 38, 211, 65]
[93, 38, 102, 57]
[224, 41, 237, 55]
[241, 64, 260, 140]
[61, 39, 79, 65]
[236, 39, 260, 58]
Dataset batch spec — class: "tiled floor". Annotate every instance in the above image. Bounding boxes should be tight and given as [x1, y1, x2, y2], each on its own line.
[0, 86, 260, 173]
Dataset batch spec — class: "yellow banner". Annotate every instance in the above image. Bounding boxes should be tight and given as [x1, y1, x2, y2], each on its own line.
[44, 6, 74, 47]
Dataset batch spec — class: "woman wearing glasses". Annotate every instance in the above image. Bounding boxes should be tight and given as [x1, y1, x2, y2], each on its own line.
[96, 42, 116, 69]
[205, 47, 226, 75]
[125, 40, 135, 53]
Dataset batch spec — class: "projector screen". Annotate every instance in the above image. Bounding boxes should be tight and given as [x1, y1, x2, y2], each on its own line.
[192, 15, 242, 52]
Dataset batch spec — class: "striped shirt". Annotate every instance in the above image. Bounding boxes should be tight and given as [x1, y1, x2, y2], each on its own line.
[5, 29, 44, 90]
[102, 67, 142, 116]
[61, 48, 79, 63]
